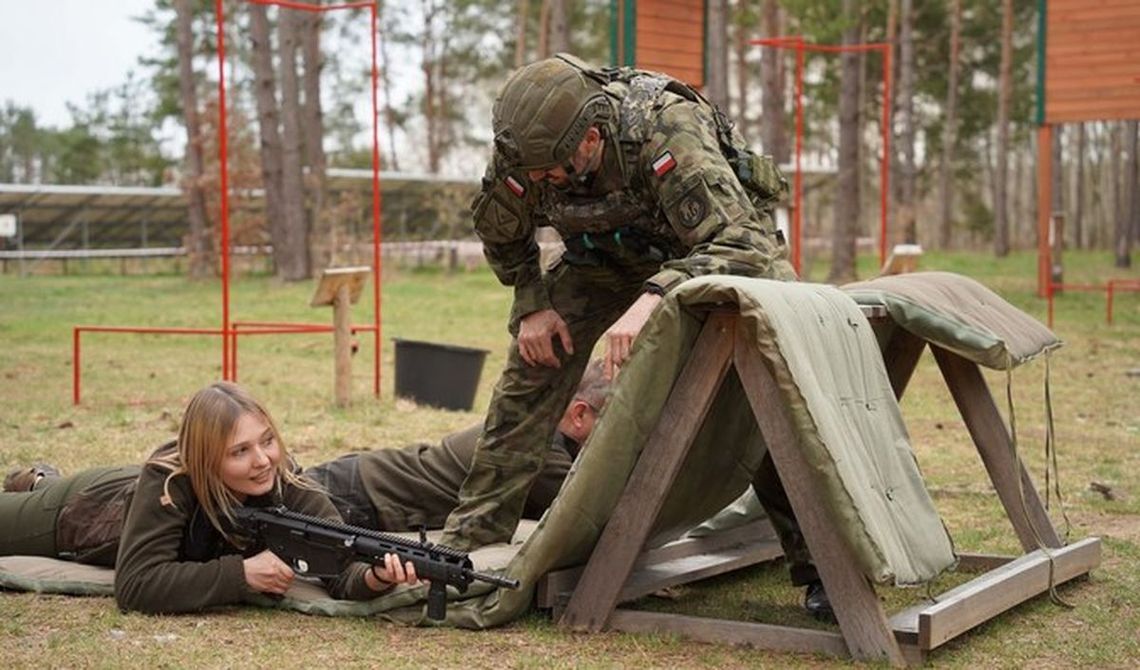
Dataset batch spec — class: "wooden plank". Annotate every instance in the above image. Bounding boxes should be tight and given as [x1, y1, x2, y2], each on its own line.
[931, 346, 1063, 551]
[559, 313, 737, 632]
[609, 609, 851, 658]
[1048, 86, 1140, 103]
[1049, 20, 1140, 39]
[618, 537, 785, 602]
[735, 334, 907, 666]
[955, 552, 1015, 572]
[537, 519, 780, 609]
[638, 517, 778, 565]
[637, 15, 706, 40]
[918, 538, 1101, 649]
[881, 328, 926, 401]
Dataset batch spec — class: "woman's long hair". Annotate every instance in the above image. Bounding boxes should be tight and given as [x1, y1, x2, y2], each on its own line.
[150, 382, 308, 538]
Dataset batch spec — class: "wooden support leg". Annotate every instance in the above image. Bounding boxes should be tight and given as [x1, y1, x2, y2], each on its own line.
[931, 346, 1062, 550]
[333, 284, 353, 407]
[559, 313, 737, 632]
[881, 328, 926, 401]
[735, 334, 907, 667]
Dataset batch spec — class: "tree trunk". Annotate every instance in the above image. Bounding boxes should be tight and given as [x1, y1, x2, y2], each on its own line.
[938, 0, 961, 249]
[1117, 120, 1138, 268]
[301, 11, 327, 266]
[1074, 123, 1085, 248]
[994, 0, 1013, 256]
[537, 0, 550, 57]
[548, 0, 569, 54]
[515, 0, 530, 67]
[896, 0, 917, 244]
[378, 2, 401, 171]
[422, 0, 443, 173]
[732, 1, 752, 128]
[828, 0, 863, 284]
[760, 0, 788, 164]
[705, 0, 729, 111]
[249, 4, 286, 278]
[277, 9, 311, 280]
[174, 0, 213, 279]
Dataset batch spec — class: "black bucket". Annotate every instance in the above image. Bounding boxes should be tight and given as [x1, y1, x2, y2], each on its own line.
[393, 338, 489, 411]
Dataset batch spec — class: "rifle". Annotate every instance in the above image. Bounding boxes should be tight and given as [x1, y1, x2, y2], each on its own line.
[233, 505, 520, 620]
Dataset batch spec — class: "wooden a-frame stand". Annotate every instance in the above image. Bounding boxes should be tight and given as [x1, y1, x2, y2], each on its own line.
[539, 309, 1100, 666]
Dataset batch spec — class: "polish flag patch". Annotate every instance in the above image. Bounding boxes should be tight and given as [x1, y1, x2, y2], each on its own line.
[504, 175, 526, 198]
[652, 151, 677, 177]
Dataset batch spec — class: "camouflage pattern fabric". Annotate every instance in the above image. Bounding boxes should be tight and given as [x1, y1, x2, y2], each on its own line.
[443, 64, 798, 552]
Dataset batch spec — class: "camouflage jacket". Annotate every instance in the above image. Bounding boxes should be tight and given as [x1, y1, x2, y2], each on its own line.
[472, 68, 793, 321]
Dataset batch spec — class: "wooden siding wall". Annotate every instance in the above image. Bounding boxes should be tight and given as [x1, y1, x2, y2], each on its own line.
[1046, 0, 1140, 123]
[636, 0, 705, 88]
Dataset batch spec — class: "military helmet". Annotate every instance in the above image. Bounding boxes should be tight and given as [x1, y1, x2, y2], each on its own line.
[492, 54, 613, 171]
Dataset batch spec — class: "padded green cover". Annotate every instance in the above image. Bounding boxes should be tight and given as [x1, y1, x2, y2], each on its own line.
[843, 272, 1062, 369]
[0, 525, 531, 619]
[432, 276, 956, 629]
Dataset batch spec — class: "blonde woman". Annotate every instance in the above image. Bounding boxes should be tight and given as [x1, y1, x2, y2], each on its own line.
[1, 382, 419, 614]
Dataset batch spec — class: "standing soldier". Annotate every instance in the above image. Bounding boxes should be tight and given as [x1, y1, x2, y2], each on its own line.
[441, 55, 830, 619]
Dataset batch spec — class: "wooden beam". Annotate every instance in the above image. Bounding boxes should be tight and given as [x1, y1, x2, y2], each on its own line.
[618, 536, 784, 603]
[734, 333, 907, 666]
[537, 519, 781, 610]
[608, 609, 850, 658]
[889, 538, 1100, 650]
[559, 313, 737, 632]
[931, 346, 1063, 550]
[955, 552, 1016, 572]
[881, 327, 927, 400]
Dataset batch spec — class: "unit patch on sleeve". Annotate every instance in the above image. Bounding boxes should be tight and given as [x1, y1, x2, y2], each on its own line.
[504, 175, 526, 198]
[652, 151, 677, 177]
[678, 191, 708, 228]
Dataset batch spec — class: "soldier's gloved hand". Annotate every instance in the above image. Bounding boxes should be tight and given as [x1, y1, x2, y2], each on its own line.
[603, 293, 663, 380]
[518, 309, 574, 368]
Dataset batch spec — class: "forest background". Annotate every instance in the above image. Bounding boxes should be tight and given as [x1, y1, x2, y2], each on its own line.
[0, 0, 1137, 284]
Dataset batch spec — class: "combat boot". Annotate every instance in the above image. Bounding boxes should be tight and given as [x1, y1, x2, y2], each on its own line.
[3, 464, 62, 492]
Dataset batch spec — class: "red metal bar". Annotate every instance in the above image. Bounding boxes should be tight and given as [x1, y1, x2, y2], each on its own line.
[72, 327, 227, 405]
[247, 0, 373, 11]
[1107, 282, 1115, 325]
[215, 0, 232, 380]
[370, 2, 383, 397]
[1038, 125, 1052, 299]
[72, 1, 381, 405]
[73, 328, 80, 405]
[748, 36, 892, 275]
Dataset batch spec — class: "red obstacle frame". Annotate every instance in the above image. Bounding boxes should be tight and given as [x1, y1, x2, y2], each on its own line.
[73, 0, 383, 404]
[749, 36, 892, 275]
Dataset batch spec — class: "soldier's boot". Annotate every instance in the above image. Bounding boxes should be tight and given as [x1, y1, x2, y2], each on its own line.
[3, 464, 62, 493]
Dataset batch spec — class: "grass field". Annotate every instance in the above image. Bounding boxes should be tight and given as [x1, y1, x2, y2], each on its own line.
[1, 250, 1138, 668]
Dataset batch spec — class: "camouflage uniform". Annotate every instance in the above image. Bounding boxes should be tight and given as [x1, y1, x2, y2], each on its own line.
[441, 57, 799, 554]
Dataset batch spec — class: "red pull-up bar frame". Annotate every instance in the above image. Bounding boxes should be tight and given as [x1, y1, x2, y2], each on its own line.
[749, 36, 892, 274]
[73, 0, 383, 404]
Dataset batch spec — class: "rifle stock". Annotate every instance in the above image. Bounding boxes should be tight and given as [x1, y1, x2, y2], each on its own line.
[234, 505, 519, 620]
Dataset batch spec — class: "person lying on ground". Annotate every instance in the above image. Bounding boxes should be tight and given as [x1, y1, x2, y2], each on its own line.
[0, 382, 420, 614]
[304, 358, 611, 532]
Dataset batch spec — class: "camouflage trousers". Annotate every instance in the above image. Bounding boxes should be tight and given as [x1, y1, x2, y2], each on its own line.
[440, 254, 658, 550]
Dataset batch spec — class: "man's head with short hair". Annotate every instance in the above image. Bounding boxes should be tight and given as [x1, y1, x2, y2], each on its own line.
[557, 359, 612, 447]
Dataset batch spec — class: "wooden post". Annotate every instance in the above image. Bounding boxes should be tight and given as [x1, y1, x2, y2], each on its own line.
[333, 283, 352, 407]
[735, 333, 907, 666]
[931, 345, 1062, 550]
[310, 266, 371, 407]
